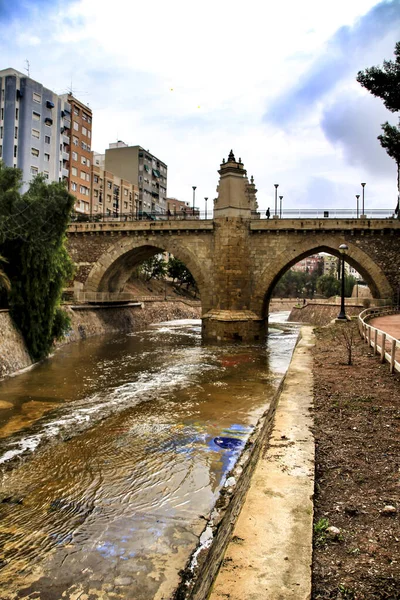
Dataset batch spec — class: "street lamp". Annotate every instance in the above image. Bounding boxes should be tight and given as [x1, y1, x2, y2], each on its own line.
[279, 195, 283, 218]
[361, 183, 366, 217]
[337, 243, 349, 320]
[356, 194, 360, 219]
[274, 184, 279, 217]
[192, 186, 196, 216]
[204, 197, 208, 220]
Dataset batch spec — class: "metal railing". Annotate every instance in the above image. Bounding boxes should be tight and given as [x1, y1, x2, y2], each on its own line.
[358, 306, 400, 374]
[71, 208, 398, 223]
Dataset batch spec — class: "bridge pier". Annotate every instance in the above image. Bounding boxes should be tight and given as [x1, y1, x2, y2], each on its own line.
[202, 310, 266, 343]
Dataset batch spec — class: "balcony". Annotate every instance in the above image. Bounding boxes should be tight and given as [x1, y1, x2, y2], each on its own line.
[62, 168, 69, 177]
[63, 118, 71, 129]
[63, 134, 70, 145]
[62, 151, 70, 161]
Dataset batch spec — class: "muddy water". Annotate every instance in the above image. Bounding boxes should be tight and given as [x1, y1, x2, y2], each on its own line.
[0, 314, 298, 600]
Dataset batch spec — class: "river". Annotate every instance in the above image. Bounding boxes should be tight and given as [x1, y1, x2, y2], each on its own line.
[0, 312, 298, 600]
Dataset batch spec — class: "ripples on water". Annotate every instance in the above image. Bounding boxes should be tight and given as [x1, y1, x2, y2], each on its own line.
[0, 314, 299, 599]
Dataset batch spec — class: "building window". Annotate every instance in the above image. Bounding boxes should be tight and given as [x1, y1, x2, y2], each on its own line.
[74, 107, 79, 116]
[71, 182, 77, 191]
[32, 111, 40, 121]
[72, 151, 78, 161]
[31, 148, 39, 157]
[82, 126, 87, 136]
[44, 153, 50, 162]
[30, 166, 38, 175]
[81, 156, 86, 165]
[13, 145, 17, 158]
[73, 122, 79, 131]
[32, 129, 40, 139]
[0, 145, 2, 158]
[43, 171, 49, 179]
[87, 158, 90, 167]
[15, 108, 18, 120]
[94, 175, 99, 183]
[107, 194, 111, 203]
[94, 189, 98, 197]
[72, 167, 77, 176]
[87, 131, 91, 139]
[86, 173, 90, 182]
[45, 135, 50, 144]
[124, 188, 128, 196]
[81, 171, 86, 180]
[33, 92, 41, 104]
[107, 181, 112, 190]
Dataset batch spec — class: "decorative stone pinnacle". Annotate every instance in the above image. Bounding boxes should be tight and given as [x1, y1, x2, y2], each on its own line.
[222, 158, 225, 164]
[250, 175, 254, 184]
[239, 157, 241, 163]
[228, 149, 235, 162]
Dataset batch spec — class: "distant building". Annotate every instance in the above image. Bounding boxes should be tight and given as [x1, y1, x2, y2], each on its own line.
[105, 142, 167, 215]
[91, 163, 139, 219]
[323, 254, 339, 277]
[0, 68, 62, 192]
[166, 197, 200, 218]
[291, 254, 322, 273]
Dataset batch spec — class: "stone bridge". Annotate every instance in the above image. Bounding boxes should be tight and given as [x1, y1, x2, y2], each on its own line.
[67, 152, 400, 342]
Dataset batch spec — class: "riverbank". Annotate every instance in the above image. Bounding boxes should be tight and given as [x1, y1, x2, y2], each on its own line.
[0, 301, 201, 381]
[312, 321, 400, 599]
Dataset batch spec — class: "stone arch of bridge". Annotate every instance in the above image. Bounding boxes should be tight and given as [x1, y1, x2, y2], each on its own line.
[84, 237, 212, 313]
[250, 239, 393, 318]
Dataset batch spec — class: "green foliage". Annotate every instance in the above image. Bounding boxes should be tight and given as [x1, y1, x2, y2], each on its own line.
[357, 41, 400, 214]
[356, 41, 400, 113]
[0, 164, 75, 361]
[167, 256, 198, 296]
[314, 517, 330, 546]
[139, 254, 167, 281]
[316, 274, 341, 298]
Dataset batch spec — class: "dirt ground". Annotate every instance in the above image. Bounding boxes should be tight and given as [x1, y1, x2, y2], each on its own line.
[312, 322, 400, 599]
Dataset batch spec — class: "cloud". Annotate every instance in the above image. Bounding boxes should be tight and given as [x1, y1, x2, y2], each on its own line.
[321, 92, 397, 177]
[264, 0, 400, 126]
[0, 0, 59, 24]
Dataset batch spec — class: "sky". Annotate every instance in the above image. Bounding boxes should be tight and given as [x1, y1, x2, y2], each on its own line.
[0, 0, 399, 213]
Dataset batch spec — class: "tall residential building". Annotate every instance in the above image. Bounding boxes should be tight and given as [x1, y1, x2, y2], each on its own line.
[0, 68, 62, 192]
[105, 142, 167, 215]
[59, 94, 93, 214]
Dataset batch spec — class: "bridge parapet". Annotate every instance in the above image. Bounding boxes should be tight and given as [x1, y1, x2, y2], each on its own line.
[68, 220, 214, 234]
[250, 219, 400, 232]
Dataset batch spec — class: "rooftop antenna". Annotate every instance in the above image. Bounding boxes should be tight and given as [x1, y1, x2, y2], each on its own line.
[25, 59, 30, 78]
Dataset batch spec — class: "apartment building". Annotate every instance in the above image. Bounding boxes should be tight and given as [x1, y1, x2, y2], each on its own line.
[91, 161, 139, 218]
[291, 254, 323, 274]
[0, 68, 61, 192]
[60, 94, 92, 213]
[104, 142, 167, 215]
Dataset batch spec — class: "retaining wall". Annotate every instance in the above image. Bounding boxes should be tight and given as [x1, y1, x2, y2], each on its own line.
[289, 302, 365, 326]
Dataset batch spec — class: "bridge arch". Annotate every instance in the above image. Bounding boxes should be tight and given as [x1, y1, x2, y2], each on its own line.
[83, 236, 213, 313]
[250, 237, 393, 318]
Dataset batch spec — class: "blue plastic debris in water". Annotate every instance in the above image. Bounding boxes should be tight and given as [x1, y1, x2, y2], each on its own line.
[213, 437, 244, 450]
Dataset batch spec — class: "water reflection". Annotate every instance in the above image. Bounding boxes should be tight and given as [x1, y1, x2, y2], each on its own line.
[0, 315, 298, 599]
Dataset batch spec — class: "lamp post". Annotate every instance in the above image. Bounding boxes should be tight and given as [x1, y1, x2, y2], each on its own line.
[274, 184, 279, 217]
[356, 194, 360, 219]
[279, 195, 283, 218]
[204, 197, 208, 220]
[361, 183, 366, 217]
[192, 186, 196, 216]
[337, 243, 349, 320]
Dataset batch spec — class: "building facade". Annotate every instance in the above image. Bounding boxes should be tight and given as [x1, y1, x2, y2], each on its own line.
[0, 68, 62, 192]
[59, 94, 93, 214]
[105, 142, 167, 215]
[91, 162, 139, 219]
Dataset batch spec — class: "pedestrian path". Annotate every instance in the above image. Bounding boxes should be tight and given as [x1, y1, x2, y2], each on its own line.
[369, 314, 400, 340]
[209, 327, 315, 600]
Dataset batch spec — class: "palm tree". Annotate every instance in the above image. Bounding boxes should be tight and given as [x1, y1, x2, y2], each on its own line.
[0, 254, 10, 292]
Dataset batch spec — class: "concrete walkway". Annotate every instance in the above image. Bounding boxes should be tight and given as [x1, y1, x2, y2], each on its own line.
[209, 327, 315, 600]
[369, 314, 400, 340]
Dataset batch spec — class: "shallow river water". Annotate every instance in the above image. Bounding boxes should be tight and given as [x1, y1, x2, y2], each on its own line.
[0, 313, 298, 600]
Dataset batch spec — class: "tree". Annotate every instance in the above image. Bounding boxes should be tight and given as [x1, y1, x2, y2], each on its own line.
[316, 274, 341, 298]
[0, 165, 75, 361]
[167, 256, 198, 297]
[357, 41, 400, 215]
[139, 255, 167, 281]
